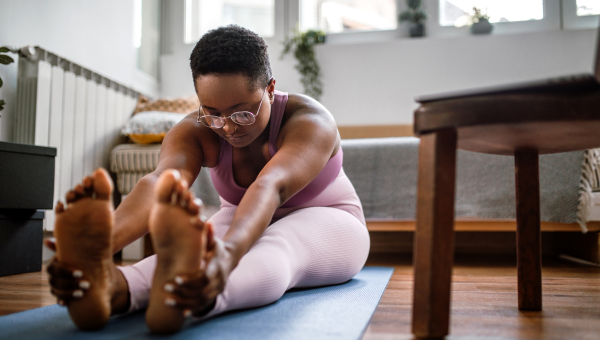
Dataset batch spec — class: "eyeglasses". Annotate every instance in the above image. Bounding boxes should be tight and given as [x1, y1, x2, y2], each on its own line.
[197, 86, 268, 129]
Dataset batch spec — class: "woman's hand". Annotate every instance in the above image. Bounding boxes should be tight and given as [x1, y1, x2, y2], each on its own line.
[44, 238, 90, 306]
[162, 224, 235, 318]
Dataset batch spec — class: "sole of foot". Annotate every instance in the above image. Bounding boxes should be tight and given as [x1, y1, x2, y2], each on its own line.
[146, 170, 205, 334]
[53, 168, 115, 330]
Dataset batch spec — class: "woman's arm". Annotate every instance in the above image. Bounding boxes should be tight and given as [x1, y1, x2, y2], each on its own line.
[133, 96, 338, 317]
[223, 94, 339, 265]
[111, 113, 216, 253]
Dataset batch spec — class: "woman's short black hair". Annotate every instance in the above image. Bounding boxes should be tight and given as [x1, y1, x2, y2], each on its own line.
[189, 25, 272, 90]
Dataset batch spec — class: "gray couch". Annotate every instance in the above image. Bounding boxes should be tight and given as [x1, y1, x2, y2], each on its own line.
[111, 138, 597, 232]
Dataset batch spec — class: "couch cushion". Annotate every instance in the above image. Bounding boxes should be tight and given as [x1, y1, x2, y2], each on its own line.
[133, 95, 199, 115]
[111, 144, 161, 173]
[121, 111, 187, 145]
[110, 144, 220, 206]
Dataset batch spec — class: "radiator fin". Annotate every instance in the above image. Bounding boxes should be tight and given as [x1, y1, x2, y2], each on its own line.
[15, 47, 140, 231]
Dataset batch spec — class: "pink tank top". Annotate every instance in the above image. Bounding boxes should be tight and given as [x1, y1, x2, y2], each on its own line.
[209, 91, 343, 208]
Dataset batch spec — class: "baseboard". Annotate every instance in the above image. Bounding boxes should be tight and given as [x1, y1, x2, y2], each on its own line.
[369, 231, 599, 257]
[366, 220, 600, 232]
[337, 124, 414, 139]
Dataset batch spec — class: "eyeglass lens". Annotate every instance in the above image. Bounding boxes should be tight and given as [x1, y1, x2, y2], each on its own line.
[199, 111, 256, 128]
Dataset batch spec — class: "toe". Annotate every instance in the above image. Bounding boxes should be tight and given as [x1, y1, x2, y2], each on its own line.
[92, 168, 113, 200]
[175, 179, 189, 199]
[83, 176, 93, 188]
[175, 180, 189, 206]
[74, 184, 84, 196]
[82, 176, 93, 197]
[65, 191, 77, 203]
[180, 191, 190, 209]
[187, 193, 201, 215]
[55, 201, 65, 214]
[155, 170, 181, 204]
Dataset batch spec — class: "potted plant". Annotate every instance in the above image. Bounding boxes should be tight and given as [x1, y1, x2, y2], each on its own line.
[398, 0, 427, 38]
[0, 46, 16, 113]
[469, 7, 493, 35]
[280, 29, 326, 101]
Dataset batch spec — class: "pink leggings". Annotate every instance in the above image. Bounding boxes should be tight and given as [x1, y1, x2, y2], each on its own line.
[118, 168, 370, 317]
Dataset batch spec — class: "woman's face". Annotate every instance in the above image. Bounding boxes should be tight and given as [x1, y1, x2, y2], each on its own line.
[195, 74, 274, 148]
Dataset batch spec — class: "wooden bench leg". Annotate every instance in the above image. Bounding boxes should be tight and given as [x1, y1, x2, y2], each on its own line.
[412, 129, 457, 338]
[514, 149, 542, 311]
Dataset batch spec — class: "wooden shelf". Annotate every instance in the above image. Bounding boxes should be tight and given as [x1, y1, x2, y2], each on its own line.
[366, 220, 600, 232]
[338, 124, 414, 139]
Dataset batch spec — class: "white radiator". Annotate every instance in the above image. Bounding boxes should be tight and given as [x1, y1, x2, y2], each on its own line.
[14, 46, 139, 231]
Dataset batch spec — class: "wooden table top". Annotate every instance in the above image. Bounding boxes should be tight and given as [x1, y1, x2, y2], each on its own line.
[414, 91, 600, 155]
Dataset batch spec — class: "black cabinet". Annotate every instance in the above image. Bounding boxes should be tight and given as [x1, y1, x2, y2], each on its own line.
[0, 141, 56, 209]
[0, 210, 45, 276]
[0, 141, 56, 276]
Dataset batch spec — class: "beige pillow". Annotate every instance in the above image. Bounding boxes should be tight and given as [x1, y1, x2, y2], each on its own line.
[122, 111, 187, 144]
[134, 95, 199, 115]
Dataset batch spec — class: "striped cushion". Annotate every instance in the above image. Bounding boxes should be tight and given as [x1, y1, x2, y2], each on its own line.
[110, 144, 220, 206]
[110, 144, 161, 173]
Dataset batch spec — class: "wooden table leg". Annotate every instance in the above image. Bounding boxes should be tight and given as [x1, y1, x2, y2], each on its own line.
[514, 149, 542, 311]
[412, 129, 457, 338]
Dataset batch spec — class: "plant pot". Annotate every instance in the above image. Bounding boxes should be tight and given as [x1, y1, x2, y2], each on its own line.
[471, 19, 493, 34]
[409, 22, 425, 38]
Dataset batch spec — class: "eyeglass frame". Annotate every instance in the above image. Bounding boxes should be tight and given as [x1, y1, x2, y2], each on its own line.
[197, 82, 271, 129]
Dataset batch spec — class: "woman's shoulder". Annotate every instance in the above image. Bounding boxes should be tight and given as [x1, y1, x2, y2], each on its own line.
[283, 93, 333, 121]
[285, 93, 316, 110]
[278, 93, 339, 150]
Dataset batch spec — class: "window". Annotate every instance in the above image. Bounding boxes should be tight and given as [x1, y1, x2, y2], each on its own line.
[563, 0, 600, 30]
[179, 0, 597, 48]
[439, 0, 544, 27]
[300, 0, 396, 34]
[134, 0, 161, 79]
[184, 0, 275, 44]
[577, 0, 600, 16]
[430, 0, 560, 37]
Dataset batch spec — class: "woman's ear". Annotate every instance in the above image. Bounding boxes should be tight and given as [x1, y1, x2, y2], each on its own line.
[268, 78, 276, 103]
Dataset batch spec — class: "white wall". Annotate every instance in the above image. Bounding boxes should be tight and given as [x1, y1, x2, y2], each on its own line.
[9, 0, 592, 132]
[313, 28, 598, 126]
[0, 0, 158, 142]
[159, 0, 598, 126]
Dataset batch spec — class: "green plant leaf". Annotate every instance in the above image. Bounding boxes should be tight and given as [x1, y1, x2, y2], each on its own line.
[399, 11, 414, 22]
[0, 54, 15, 65]
[0, 99, 5, 111]
[0, 46, 10, 53]
[280, 28, 325, 101]
[407, 0, 421, 10]
[414, 10, 427, 22]
[0, 76, 3, 88]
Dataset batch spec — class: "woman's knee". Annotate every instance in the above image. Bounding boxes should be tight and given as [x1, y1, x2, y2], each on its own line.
[269, 207, 370, 286]
[226, 250, 292, 307]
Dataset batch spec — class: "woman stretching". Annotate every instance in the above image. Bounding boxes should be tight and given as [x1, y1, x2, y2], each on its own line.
[48, 25, 370, 334]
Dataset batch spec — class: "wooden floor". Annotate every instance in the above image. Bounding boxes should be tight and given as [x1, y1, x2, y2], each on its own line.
[1, 255, 599, 339]
[363, 253, 600, 340]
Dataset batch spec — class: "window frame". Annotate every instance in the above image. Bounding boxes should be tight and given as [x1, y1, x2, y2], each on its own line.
[133, 0, 161, 97]
[297, 0, 402, 44]
[181, 0, 598, 48]
[562, 0, 600, 30]
[295, 0, 564, 45]
[427, 0, 561, 38]
[183, 0, 284, 45]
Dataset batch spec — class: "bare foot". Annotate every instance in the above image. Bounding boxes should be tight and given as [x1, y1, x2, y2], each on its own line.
[53, 168, 115, 330]
[146, 170, 205, 334]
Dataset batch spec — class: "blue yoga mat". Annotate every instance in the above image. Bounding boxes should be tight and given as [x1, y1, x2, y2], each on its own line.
[0, 267, 393, 340]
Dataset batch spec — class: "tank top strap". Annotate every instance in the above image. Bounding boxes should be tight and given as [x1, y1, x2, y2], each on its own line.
[268, 91, 288, 156]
